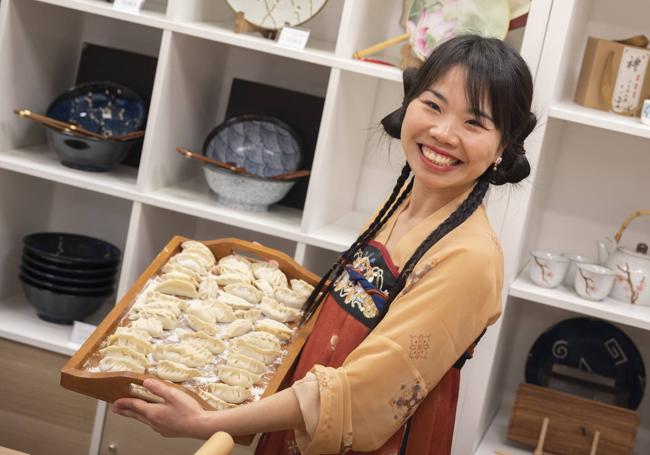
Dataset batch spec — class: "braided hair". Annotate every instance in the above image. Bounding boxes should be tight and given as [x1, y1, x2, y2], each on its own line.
[301, 35, 536, 324]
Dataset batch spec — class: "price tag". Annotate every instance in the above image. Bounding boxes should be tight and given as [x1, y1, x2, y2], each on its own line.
[68, 321, 97, 350]
[112, 0, 145, 13]
[276, 26, 310, 50]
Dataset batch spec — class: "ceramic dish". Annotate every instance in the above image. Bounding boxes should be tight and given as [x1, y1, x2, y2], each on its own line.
[20, 261, 116, 288]
[202, 165, 296, 212]
[19, 272, 115, 297]
[525, 317, 645, 409]
[203, 115, 302, 178]
[21, 280, 109, 324]
[226, 0, 328, 30]
[23, 233, 121, 267]
[47, 81, 145, 137]
[404, 0, 510, 60]
[22, 251, 118, 277]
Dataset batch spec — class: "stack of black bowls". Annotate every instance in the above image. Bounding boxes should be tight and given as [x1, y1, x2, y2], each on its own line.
[20, 232, 121, 324]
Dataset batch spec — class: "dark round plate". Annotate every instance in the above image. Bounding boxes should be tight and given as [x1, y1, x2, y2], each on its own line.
[19, 272, 114, 297]
[22, 250, 119, 276]
[23, 233, 121, 267]
[46, 81, 145, 137]
[20, 262, 116, 288]
[202, 115, 303, 178]
[526, 317, 645, 409]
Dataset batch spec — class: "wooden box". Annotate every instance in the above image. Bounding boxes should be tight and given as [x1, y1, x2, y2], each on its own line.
[507, 383, 639, 455]
[60, 236, 321, 444]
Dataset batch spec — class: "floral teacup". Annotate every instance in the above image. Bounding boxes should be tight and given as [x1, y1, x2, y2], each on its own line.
[562, 253, 597, 287]
[574, 263, 616, 301]
[529, 251, 569, 288]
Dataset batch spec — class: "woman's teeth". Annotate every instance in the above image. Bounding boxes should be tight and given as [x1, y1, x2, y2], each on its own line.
[421, 146, 460, 167]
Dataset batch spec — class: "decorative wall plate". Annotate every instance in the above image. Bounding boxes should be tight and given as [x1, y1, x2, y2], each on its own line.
[525, 317, 645, 409]
[404, 0, 510, 60]
[226, 0, 329, 31]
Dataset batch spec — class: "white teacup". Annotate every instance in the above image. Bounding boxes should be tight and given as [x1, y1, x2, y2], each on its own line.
[574, 263, 616, 301]
[641, 99, 650, 126]
[562, 253, 597, 287]
[529, 251, 570, 288]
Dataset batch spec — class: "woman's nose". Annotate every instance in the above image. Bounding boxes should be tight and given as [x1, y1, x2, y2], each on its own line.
[429, 119, 459, 146]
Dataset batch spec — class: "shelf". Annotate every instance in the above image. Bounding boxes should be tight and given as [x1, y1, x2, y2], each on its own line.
[307, 210, 368, 252]
[549, 101, 650, 139]
[0, 145, 140, 201]
[142, 176, 306, 243]
[509, 272, 650, 331]
[0, 294, 79, 356]
[33, 0, 168, 29]
[474, 407, 528, 455]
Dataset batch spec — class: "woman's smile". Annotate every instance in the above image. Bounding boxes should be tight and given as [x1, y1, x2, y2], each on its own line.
[419, 144, 462, 171]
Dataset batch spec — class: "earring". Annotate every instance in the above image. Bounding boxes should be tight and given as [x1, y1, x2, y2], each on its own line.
[493, 156, 502, 172]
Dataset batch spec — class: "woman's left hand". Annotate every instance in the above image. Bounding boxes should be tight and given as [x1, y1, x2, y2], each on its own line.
[112, 378, 210, 438]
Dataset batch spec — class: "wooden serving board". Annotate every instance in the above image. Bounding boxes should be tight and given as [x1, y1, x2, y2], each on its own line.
[60, 236, 321, 445]
[507, 383, 639, 455]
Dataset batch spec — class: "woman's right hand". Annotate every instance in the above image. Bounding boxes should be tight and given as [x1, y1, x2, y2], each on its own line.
[112, 379, 212, 439]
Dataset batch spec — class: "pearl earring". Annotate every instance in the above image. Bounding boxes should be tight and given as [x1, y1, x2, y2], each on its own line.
[493, 156, 502, 172]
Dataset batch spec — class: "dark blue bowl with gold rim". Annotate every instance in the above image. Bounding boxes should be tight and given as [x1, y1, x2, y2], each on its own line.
[45, 81, 145, 172]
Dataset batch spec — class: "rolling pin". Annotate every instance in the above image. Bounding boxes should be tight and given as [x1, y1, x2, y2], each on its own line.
[194, 432, 234, 455]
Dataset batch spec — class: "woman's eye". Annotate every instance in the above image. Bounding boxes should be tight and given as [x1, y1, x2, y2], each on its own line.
[426, 101, 441, 111]
[466, 119, 485, 128]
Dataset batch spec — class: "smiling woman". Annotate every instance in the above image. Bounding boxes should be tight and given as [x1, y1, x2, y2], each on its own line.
[112, 35, 536, 455]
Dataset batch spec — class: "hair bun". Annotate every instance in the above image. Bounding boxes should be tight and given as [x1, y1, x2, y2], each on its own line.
[491, 153, 530, 185]
[381, 67, 420, 139]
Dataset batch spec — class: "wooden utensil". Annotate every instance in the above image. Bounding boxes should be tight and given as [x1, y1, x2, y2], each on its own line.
[176, 147, 310, 181]
[194, 431, 234, 455]
[15, 109, 145, 142]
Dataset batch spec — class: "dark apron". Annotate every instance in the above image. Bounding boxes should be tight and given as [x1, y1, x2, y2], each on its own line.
[255, 241, 483, 454]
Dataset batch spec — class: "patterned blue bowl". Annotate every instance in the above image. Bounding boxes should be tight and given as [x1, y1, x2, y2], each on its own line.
[202, 115, 302, 178]
[46, 81, 145, 136]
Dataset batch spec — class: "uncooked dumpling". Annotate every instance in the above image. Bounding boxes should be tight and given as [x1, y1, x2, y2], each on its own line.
[234, 308, 263, 322]
[216, 291, 255, 310]
[133, 307, 179, 330]
[99, 345, 148, 371]
[185, 313, 218, 336]
[154, 343, 213, 368]
[198, 273, 220, 300]
[290, 279, 315, 299]
[155, 360, 201, 382]
[185, 301, 217, 325]
[252, 262, 288, 288]
[223, 283, 262, 304]
[162, 262, 201, 282]
[260, 296, 301, 323]
[240, 331, 281, 352]
[217, 364, 260, 388]
[227, 353, 266, 375]
[215, 273, 252, 286]
[229, 337, 281, 365]
[274, 287, 307, 310]
[180, 332, 226, 354]
[197, 388, 236, 410]
[129, 317, 164, 337]
[220, 319, 253, 339]
[253, 279, 275, 297]
[254, 318, 294, 342]
[206, 382, 251, 404]
[107, 331, 154, 355]
[203, 299, 236, 323]
[217, 254, 253, 276]
[99, 355, 145, 374]
[155, 278, 198, 299]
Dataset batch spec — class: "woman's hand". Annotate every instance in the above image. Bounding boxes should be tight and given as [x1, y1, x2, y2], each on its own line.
[112, 379, 210, 439]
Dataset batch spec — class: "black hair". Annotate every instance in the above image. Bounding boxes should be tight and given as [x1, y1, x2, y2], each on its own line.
[301, 34, 536, 324]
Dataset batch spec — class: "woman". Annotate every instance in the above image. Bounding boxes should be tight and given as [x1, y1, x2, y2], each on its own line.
[113, 34, 535, 454]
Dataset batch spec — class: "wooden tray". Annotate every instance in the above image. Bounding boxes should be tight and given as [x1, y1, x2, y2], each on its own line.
[60, 236, 321, 445]
[507, 383, 639, 455]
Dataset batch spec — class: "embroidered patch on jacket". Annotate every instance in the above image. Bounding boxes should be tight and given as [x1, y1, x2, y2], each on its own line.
[409, 334, 431, 360]
[403, 259, 438, 294]
[331, 244, 398, 328]
[389, 379, 428, 421]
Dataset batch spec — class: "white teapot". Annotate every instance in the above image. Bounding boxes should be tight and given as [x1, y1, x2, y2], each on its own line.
[597, 210, 650, 306]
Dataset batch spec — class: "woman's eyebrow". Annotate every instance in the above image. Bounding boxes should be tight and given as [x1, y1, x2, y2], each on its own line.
[425, 88, 447, 104]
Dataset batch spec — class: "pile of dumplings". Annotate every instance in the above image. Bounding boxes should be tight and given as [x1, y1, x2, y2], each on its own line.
[90, 240, 315, 410]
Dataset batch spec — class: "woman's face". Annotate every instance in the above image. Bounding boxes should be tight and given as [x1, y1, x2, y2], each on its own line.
[400, 66, 503, 195]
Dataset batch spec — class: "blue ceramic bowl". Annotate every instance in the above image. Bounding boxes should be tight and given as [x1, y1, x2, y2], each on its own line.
[47, 81, 145, 136]
[45, 81, 145, 171]
[203, 115, 303, 178]
[202, 165, 296, 212]
[23, 232, 121, 268]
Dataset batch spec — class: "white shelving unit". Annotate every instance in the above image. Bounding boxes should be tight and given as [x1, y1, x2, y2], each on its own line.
[5, 0, 648, 454]
[471, 1, 650, 454]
